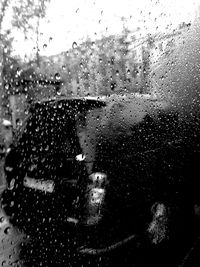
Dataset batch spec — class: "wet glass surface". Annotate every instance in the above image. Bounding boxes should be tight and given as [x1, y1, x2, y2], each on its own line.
[1, 1, 200, 266]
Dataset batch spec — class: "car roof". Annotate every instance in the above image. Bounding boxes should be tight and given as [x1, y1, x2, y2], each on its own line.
[29, 96, 108, 114]
[33, 95, 107, 105]
[31, 93, 167, 108]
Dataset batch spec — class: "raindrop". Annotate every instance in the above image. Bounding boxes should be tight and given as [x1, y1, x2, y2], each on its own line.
[62, 65, 66, 70]
[45, 145, 49, 151]
[72, 41, 78, 49]
[55, 73, 61, 80]
[0, 216, 5, 223]
[16, 68, 22, 77]
[43, 43, 47, 49]
[4, 226, 11, 235]
[49, 37, 53, 42]
[5, 83, 9, 90]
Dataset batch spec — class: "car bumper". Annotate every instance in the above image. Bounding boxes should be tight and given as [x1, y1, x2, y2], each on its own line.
[1, 182, 145, 255]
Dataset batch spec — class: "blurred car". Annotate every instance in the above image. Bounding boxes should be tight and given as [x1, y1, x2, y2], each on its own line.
[1, 94, 200, 265]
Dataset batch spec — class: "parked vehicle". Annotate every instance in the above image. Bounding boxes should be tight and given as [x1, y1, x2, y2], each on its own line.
[1, 94, 200, 266]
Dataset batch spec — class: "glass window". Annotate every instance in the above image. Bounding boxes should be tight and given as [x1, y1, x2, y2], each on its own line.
[1, 1, 200, 266]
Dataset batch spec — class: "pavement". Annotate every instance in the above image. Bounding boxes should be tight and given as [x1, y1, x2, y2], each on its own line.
[0, 162, 29, 267]
[0, 210, 27, 266]
[0, 182, 29, 267]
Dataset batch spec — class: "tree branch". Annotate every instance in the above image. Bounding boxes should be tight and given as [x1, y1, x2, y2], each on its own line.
[0, 0, 10, 30]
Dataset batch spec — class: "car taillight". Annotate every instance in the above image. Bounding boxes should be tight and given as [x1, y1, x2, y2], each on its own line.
[85, 172, 107, 225]
[89, 188, 105, 204]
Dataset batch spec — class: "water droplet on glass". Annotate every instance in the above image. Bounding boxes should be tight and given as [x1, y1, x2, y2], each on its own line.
[43, 44, 47, 49]
[16, 69, 22, 77]
[55, 73, 61, 80]
[4, 226, 11, 235]
[0, 216, 5, 223]
[72, 41, 78, 49]
[5, 83, 9, 90]
[45, 145, 49, 151]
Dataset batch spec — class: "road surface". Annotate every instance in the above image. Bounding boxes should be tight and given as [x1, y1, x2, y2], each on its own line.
[0, 208, 28, 266]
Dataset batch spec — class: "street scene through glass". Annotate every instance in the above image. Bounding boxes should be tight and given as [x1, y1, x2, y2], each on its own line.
[1, 1, 200, 266]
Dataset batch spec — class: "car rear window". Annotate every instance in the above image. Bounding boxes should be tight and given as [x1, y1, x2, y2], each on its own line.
[14, 99, 106, 157]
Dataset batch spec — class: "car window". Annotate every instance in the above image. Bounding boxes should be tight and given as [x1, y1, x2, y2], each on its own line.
[1, 1, 200, 266]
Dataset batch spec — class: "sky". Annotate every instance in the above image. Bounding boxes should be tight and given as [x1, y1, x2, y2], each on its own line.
[2, 0, 200, 59]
